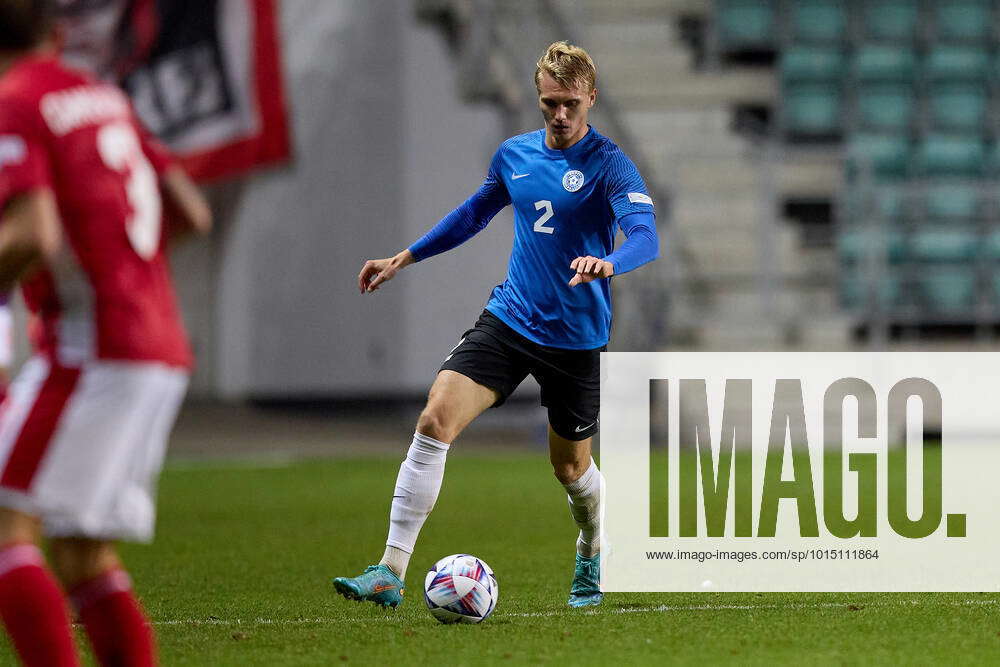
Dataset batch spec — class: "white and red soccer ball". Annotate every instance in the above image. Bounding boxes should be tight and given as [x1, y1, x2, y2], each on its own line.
[423, 554, 498, 624]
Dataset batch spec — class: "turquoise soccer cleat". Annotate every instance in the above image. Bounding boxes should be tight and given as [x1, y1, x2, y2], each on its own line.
[333, 564, 405, 609]
[567, 552, 603, 608]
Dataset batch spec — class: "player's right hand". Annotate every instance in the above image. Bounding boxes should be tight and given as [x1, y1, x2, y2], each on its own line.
[358, 251, 415, 293]
[358, 258, 395, 293]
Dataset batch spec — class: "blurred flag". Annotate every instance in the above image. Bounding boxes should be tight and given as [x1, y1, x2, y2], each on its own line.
[58, 0, 291, 182]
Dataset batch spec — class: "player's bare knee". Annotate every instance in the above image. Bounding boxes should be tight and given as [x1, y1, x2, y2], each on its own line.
[416, 406, 455, 444]
[0, 508, 40, 547]
[552, 461, 584, 485]
[552, 465, 575, 485]
[49, 538, 120, 587]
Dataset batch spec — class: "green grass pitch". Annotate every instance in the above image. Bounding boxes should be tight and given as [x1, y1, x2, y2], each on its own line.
[1, 453, 998, 665]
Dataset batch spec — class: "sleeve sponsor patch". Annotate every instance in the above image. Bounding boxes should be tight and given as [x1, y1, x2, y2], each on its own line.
[0, 135, 26, 169]
[627, 192, 653, 205]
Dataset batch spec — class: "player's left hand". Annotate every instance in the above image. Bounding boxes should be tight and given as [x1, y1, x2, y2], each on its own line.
[568, 256, 614, 287]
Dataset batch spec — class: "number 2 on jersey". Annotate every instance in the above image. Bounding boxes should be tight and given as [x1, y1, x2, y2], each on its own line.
[97, 122, 162, 259]
[533, 200, 555, 234]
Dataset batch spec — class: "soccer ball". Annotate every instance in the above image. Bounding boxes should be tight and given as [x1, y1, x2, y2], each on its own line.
[423, 554, 499, 624]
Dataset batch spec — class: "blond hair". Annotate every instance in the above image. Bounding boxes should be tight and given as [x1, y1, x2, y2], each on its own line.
[534, 41, 597, 93]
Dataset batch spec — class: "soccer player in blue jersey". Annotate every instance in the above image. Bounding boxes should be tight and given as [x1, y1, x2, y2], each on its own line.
[334, 41, 658, 609]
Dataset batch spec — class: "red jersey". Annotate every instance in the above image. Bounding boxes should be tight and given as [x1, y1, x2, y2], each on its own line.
[0, 56, 192, 368]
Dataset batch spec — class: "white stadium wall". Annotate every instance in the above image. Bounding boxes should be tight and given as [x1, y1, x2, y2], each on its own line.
[210, 0, 509, 398]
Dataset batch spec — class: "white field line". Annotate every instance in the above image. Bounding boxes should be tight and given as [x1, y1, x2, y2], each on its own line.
[152, 598, 999, 627]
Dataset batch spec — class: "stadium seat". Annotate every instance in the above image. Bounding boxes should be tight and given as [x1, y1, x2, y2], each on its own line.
[846, 134, 910, 180]
[717, 0, 775, 51]
[926, 82, 988, 131]
[853, 46, 917, 83]
[784, 82, 841, 137]
[919, 269, 977, 312]
[841, 185, 908, 224]
[782, 46, 844, 81]
[840, 273, 902, 310]
[986, 142, 1000, 176]
[983, 230, 1000, 258]
[923, 184, 981, 222]
[992, 270, 1000, 305]
[838, 228, 906, 264]
[924, 46, 991, 81]
[855, 83, 915, 132]
[932, 1, 993, 43]
[790, 1, 847, 44]
[910, 228, 978, 262]
[862, 0, 921, 42]
[914, 135, 986, 177]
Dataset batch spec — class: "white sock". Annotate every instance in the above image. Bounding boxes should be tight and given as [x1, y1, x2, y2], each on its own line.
[563, 458, 602, 558]
[380, 432, 450, 579]
[380, 546, 410, 580]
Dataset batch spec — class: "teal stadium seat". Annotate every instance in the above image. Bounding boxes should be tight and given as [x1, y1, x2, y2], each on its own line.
[983, 230, 1000, 259]
[717, 0, 775, 51]
[933, 1, 993, 43]
[838, 228, 906, 264]
[915, 135, 985, 177]
[986, 142, 1000, 176]
[840, 274, 902, 310]
[853, 46, 916, 83]
[790, 1, 847, 44]
[910, 228, 978, 262]
[984, 235, 1000, 310]
[992, 269, 1000, 306]
[842, 186, 908, 223]
[923, 184, 981, 222]
[919, 269, 977, 312]
[855, 83, 915, 132]
[862, 0, 920, 42]
[927, 82, 988, 131]
[784, 83, 841, 137]
[924, 46, 991, 81]
[782, 46, 844, 81]
[846, 134, 910, 180]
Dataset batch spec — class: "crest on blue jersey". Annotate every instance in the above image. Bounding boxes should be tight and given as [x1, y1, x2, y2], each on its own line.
[562, 170, 585, 192]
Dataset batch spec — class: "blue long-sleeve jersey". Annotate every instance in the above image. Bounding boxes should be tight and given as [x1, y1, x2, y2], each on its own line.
[409, 126, 658, 350]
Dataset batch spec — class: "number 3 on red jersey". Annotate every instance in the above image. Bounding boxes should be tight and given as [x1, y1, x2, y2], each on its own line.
[97, 122, 161, 260]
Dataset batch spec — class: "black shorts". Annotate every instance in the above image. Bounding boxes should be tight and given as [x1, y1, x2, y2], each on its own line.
[440, 310, 603, 441]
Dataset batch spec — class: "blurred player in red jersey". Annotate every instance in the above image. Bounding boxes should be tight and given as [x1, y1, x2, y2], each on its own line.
[0, 1, 211, 665]
[0, 293, 10, 403]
